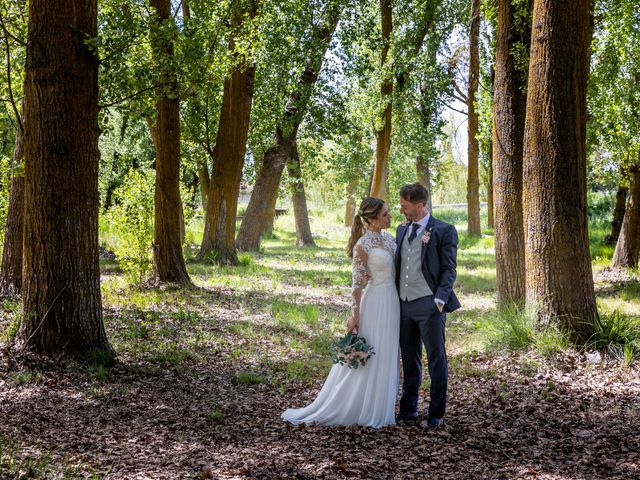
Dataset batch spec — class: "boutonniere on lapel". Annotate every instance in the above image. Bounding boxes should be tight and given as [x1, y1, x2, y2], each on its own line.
[400, 220, 410, 227]
[421, 226, 434, 245]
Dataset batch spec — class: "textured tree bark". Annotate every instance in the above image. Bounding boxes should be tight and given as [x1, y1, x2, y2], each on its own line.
[344, 176, 358, 227]
[522, 0, 597, 339]
[150, 0, 191, 284]
[466, 0, 481, 236]
[0, 109, 25, 296]
[492, 0, 530, 306]
[416, 154, 433, 214]
[487, 143, 494, 229]
[197, 161, 210, 212]
[611, 167, 640, 269]
[263, 190, 278, 236]
[605, 184, 628, 245]
[236, 8, 340, 251]
[199, 2, 257, 265]
[370, 0, 393, 201]
[287, 143, 315, 247]
[19, 0, 110, 357]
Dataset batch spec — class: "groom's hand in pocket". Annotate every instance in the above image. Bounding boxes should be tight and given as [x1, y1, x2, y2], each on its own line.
[435, 299, 445, 313]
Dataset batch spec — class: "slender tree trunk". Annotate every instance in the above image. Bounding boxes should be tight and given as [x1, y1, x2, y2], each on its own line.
[492, 0, 530, 306]
[236, 8, 340, 251]
[605, 184, 628, 245]
[487, 141, 494, 229]
[611, 167, 640, 269]
[467, 0, 481, 235]
[20, 0, 110, 357]
[0, 110, 25, 296]
[263, 193, 278, 236]
[287, 143, 315, 247]
[416, 154, 433, 214]
[197, 161, 210, 211]
[522, 0, 597, 339]
[344, 176, 358, 227]
[370, 0, 393, 201]
[150, 0, 190, 284]
[199, 2, 257, 265]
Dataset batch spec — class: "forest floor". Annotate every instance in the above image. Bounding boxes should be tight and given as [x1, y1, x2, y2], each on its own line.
[1, 213, 639, 479]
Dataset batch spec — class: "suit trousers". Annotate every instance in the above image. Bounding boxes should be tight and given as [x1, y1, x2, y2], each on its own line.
[399, 294, 448, 420]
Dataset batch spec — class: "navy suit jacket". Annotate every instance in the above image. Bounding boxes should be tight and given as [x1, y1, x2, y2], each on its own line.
[395, 216, 461, 313]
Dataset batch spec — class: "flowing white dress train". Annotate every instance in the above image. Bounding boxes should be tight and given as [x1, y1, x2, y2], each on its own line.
[281, 231, 400, 428]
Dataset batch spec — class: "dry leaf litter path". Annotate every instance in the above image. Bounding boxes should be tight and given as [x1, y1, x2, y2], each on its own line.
[1, 278, 639, 479]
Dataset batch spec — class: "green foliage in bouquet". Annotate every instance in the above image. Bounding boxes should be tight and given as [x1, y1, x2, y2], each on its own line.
[330, 333, 375, 369]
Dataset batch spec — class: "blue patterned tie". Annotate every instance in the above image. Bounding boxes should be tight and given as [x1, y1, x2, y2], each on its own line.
[407, 222, 420, 243]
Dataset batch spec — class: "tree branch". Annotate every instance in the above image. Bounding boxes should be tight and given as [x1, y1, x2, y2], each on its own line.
[438, 98, 468, 116]
[0, 12, 26, 47]
[450, 77, 468, 103]
[0, 15, 23, 134]
[98, 82, 172, 109]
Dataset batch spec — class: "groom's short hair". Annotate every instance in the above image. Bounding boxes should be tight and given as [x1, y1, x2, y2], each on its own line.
[400, 183, 429, 205]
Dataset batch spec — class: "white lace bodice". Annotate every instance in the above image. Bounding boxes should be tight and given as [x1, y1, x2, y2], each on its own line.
[351, 231, 396, 312]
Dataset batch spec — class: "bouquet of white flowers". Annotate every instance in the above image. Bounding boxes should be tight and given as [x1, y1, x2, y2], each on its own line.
[329, 332, 375, 369]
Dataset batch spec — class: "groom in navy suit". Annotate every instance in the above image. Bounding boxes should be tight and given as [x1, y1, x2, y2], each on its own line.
[395, 183, 460, 427]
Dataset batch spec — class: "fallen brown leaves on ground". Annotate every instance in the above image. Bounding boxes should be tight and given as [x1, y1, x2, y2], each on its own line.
[1, 280, 639, 479]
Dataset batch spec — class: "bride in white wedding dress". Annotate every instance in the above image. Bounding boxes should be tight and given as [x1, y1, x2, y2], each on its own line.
[281, 197, 400, 428]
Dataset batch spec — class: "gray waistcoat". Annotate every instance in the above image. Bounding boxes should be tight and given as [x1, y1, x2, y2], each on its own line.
[399, 227, 433, 301]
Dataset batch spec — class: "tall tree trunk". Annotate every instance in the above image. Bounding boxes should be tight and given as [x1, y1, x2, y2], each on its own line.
[370, 0, 393, 201]
[199, 2, 257, 265]
[605, 184, 628, 245]
[0, 111, 25, 296]
[236, 8, 340, 251]
[263, 193, 278, 236]
[20, 0, 110, 357]
[492, 0, 530, 306]
[522, 0, 597, 339]
[467, 0, 481, 236]
[150, 0, 190, 284]
[416, 154, 433, 214]
[611, 167, 640, 269]
[487, 141, 494, 229]
[287, 143, 315, 247]
[344, 176, 358, 227]
[197, 161, 210, 211]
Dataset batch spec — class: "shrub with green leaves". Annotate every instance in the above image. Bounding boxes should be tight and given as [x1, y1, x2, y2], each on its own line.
[105, 169, 155, 284]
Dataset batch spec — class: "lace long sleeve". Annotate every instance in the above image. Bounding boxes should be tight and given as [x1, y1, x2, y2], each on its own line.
[351, 243, 368, 314]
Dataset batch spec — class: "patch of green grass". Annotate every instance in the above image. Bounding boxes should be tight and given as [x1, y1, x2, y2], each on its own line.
[477, 304, 535, 352]
[10, 369, 44, 386]
[285, 357, 331, 384]
[450, 354, 498, 379]
[0, 436, 109, 479]
[0, 316, 20, 342]
[475, 304, 572, 357]
[233, 371, 265, 385]
[271, 301, 321, 334]
[228, 320, 259, 338]
[151, 345, 197, 366]
[206, 409, 224, 424]
[588, 311, 640, 362]
[619, 283, 640, 301]
[534, 326, 571, 358]
[87, 364, 111, 383]
[82, 348, 116, 383]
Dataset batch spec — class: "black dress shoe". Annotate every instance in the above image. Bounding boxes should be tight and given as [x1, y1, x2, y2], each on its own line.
[426, 417, 444, 428]
[396, 413, 419, 423]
